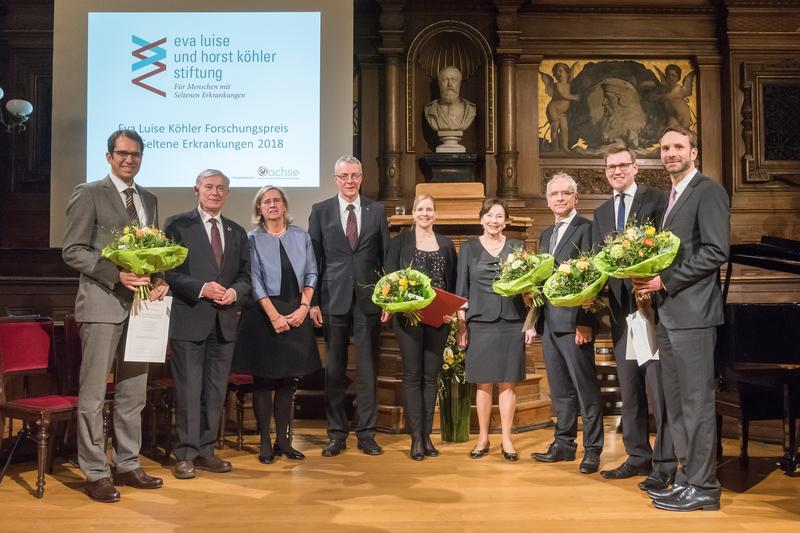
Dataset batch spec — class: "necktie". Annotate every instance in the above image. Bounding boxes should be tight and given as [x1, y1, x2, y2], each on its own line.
[345, 204, 358, 251]
[616, 193, 626, 231]
[662, 188, 678, 226]
[123, 188, 140, 226]
[549, 221, 563, 253]
[209, 218, 223, 268]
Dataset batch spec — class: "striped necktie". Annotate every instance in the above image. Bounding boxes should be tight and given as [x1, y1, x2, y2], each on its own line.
[124, 188, 140, 225]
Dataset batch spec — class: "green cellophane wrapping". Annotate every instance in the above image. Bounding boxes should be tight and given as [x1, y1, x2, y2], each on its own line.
[371, 269, 436, 314]
[492, 254, 555, 297]
[101, 245, 188, 276]
[591, 232, 680, 279]
[543, 271, 608, 307]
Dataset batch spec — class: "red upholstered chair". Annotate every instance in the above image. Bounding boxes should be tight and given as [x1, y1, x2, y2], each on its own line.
[217, 373, 255, 450]
[0, 318, 79, 498]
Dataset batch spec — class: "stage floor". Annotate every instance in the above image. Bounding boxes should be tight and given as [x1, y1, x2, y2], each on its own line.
[1, 420, 798, 532]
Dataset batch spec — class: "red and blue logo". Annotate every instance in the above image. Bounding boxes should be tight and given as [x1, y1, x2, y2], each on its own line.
[132, 35, 167, 97]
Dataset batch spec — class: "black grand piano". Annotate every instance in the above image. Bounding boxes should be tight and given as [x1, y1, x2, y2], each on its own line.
[716, 235, 800, 475]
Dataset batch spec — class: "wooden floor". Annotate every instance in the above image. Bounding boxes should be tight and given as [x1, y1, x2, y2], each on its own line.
[1, 420, 798, 532]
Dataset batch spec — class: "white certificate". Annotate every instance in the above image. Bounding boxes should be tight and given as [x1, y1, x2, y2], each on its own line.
[124, 296, 172, 363]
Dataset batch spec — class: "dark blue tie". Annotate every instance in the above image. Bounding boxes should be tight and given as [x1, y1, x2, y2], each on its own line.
[616, 193, 626, 231]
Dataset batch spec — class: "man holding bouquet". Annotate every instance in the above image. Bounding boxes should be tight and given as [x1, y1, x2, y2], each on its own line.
[591, 145, 676, 490]
[633, 126, 730, 511]
[63, 129, 168, 503]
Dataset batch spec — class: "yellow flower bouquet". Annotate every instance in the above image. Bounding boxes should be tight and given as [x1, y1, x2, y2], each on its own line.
[492, 246, 554, 307]
[592, 219, 680, 279]
[543, 255, 608, 311]
[371, 267, 436, 326]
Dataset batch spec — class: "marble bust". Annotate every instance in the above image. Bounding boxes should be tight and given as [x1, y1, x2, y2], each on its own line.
[424, 66, 477, 153]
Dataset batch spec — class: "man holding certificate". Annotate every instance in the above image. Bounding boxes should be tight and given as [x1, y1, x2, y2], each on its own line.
[164, 169, 251, 480]
[62, 129, 169, 503]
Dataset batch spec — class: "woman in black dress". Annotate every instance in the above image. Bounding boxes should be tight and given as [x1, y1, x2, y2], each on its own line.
[232, 186, 320, 463]
[456, 197, 536, 461]
[383, 194, 458, 460]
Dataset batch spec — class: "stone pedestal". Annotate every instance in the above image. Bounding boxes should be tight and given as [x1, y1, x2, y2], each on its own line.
[422, 153, 478, 183]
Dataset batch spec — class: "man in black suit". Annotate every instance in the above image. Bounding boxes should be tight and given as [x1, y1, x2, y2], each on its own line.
[634, 126, 730, 511]
[532, 172, 604, 474]
[592, 145, 676, 490]
[164, 169, 251, 479]
[308, 156, 390, 456]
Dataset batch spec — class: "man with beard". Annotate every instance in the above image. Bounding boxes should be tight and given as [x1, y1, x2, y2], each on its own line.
[424, 66, 477, 133]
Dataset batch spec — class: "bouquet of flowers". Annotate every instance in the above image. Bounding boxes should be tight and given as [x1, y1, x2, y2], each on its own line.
[492, 247, 554, 307]
[592, 220, 680, 279]
[437, 317, 469, 442]
[101, 224, 188, 300]
[543, 255, 608, 311]
[438, 318, 466, 395]
[371, 267, 436, 325]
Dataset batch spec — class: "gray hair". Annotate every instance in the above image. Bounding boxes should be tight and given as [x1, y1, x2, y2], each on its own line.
[546, 172, 578, 194]
[252, 185, 293, 227]
[195, 168, 230, 188]
[333, 155, 362, 175]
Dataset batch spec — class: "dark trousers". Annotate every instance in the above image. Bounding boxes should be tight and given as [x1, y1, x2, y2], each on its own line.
[656, 323, 719, 490]
[541, 323, 604, 451]
[324, 302, 380, 440]
[611, 324, 676, 473]
[393, 318, 449, 436]
[252, 377, 297, 451]
[170, 326, 234, 461]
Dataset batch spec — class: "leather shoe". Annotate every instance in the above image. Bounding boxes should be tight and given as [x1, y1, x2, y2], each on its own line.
[113, 467, 163, 489]
[579, 450, 601, 474]
[357, 436, 384, 456]
[648, 483, 688, 500]
[322, 439, 346, 457]
[653, 486, 721, 511]
[274, 442, 305, 460]
[639, 470, 675, 491]
[600, 460, 650, 480]
[173, 460, 196, 479]
[410, 434, 425, 461]
[85, 477, 120, 503]
[423, 435, 439, 457]
[531, 441, 577, 463]
[469, 443, 490, 459]
[194, 455, 232, 473]
[502, 447, 519, 462]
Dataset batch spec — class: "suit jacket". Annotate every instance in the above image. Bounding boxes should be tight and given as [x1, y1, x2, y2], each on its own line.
[656, 173, 730, 329]
[308, 195, 390, 315]
[384, 229, 458, 293]
[62, 176, 159, 324]
[164, 209, 251, 342]
[592, 185, 667, 323]
[538, 214, 595, 334]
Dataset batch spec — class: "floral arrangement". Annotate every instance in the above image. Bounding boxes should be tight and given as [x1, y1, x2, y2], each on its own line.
[371, 267, 436, 325]
[592, 219, 680, 279]
[543, 254, 608, 311]
[101, 224, 188, 300]
[492, 246, 554, 307]
[438, 317, 466, 398]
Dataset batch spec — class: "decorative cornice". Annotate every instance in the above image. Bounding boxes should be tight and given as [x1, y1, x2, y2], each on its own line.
[540, 167, 671, 195]
[522, 4, 716, 15]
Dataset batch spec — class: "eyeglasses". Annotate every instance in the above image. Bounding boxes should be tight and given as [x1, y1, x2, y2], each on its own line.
[335, 173, 362, 182]
[547, 191, 575, 199]
[605, 162, 633, 172]
[112, 150, 143, 160]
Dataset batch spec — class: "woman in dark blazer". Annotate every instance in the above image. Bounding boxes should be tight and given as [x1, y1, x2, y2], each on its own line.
[456, 197, 535, 461]
[383, 193, 458, 460]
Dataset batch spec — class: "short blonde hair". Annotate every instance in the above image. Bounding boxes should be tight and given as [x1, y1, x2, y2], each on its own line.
[252, 186, 293, 227]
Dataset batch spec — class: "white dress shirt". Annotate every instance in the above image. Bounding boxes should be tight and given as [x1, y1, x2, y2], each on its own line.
[672, 168, 698, 201]
[614, 182, 638, 226]
[552, 209, 577, 251]
[337, 194, 362, 237]
[110, 173, 147, 226]
[197, 205, 226, 251]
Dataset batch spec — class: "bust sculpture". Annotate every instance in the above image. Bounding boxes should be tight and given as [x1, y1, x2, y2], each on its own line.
[424, 66, 477, 153]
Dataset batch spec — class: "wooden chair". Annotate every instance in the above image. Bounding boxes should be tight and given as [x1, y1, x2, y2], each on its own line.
[217, 373, 255, 451]
[0, 318, 79, 498]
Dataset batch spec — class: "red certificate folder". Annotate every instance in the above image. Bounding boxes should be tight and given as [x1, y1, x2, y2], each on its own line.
[419, 288, 467, 327]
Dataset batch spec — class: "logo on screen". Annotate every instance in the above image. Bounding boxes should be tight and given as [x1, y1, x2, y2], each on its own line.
[131, 35, 167, 97]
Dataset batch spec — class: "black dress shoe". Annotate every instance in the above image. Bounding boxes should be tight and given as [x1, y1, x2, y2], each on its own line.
[258, 453, 276, 464]
[322, 439, 346, 457]
[113, 467, 164, 488]
[531, 441, 577, 463]
[653, 486, 721, 512]
[600, 460, 650, 480]
[639, 470, 675, 491]
[357, 436, 384, 456]
[469, 443, 490, 459]
[274, 442, 305, 460]
[502, 447, 519, 462]
[423, 435, 439, 457]
[85, 477, 121, 503]
[194, 455, 232, 473]
[579, 450, 601, 474]
[410, 434, 425, 461]
[648, 483, 688, 500]
[173, 460, 196, 479]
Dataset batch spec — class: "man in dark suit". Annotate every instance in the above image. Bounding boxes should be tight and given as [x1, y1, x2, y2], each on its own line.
[308, 156, 390, 456]
[164, 169, 251, 479]
[634, 126, 730, 511]
[532, 172, 604, 474]
[592, 145, 676, 490]
[63, 129, 168, 503]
